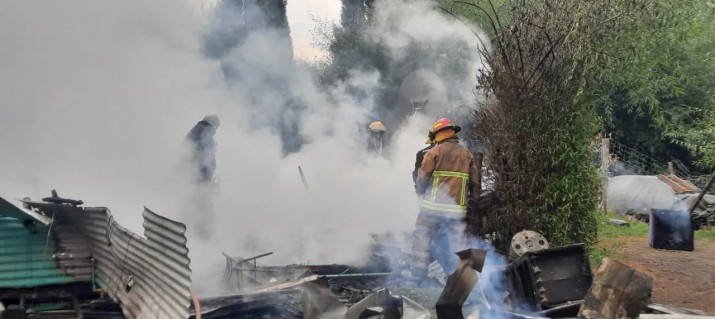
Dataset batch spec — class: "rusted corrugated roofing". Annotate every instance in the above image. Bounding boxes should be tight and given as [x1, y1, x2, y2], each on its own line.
[23, 200, 193, 319]
[0, 216, 76, 289]
[657, 174, 699, 194]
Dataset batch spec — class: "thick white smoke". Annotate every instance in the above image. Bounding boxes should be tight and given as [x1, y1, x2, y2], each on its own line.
[0, 0, 487, 292]
[0, 0, 229, 218]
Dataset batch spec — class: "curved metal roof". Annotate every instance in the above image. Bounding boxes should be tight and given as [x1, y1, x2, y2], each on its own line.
[22, 200, 193, 319]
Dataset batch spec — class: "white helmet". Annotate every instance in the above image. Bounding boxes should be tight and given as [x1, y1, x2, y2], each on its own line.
[203, 114, 220, 129]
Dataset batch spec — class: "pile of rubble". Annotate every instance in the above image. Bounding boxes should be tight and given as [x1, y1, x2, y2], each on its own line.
[187, 230, 715, 319]
[193, 250, 425, 319]
[2, 192, 714, 319]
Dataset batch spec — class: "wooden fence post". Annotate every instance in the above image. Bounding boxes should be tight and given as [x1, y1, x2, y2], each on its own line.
[600, 138, 610, 214]
[668, 161, 674, 175]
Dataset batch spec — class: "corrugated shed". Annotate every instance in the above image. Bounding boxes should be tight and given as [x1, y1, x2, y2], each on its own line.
[23, 201, 192, 319]
[0, 195, 51, 224]
[52, 222, 93, 281]
[0, 216, 75, 288]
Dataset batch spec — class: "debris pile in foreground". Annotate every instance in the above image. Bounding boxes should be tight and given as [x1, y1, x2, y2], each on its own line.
[2, 192, 715, 318]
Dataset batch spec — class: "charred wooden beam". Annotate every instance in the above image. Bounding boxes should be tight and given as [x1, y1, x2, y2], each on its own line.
[578, 258, 652, 319]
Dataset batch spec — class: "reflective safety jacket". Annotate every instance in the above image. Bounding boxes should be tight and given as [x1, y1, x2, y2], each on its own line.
[416, 138, 480, 215]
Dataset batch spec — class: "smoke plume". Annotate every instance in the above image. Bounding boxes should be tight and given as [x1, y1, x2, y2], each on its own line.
[0, 0, 487, 291]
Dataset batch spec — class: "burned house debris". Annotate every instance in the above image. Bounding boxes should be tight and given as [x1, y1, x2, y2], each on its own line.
[4, 0, 715, 317]
[579, 258, 652, 319]
[0, 195, 117, 319]
[435, 249, 486, 319]
[0, 192, 192, 319]
[3, 191, 715, 319]
[191, 229, 713, 319]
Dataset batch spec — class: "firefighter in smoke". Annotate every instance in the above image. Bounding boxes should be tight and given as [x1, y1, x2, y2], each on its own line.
[413, 129, 436, 190]
[184, 114, 220, 183]
[368, 121, 387, 155]
[409, 118, 481, 281]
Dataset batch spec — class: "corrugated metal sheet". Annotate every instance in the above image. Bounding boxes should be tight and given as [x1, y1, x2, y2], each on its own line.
[0, 216, 75, 288]
[23, 201, 192, 319]
[0, 195, 51, 224]
[53, 221, 93, 281]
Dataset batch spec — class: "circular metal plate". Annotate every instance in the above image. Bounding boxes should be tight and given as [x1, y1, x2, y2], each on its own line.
[509, 230, 549, 260]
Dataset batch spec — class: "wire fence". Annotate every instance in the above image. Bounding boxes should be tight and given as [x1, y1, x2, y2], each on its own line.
[605, 141, 692, 178]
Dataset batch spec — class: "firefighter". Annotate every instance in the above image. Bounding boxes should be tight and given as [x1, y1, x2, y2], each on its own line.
[409, 118, 480, 280]
[368, 121, 387, 155]
[184, 114, 220, 183]
[413, 130, 436, 191]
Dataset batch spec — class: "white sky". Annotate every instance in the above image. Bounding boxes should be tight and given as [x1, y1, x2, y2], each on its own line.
[199, 0, 342, 61]
[287, 0, 342, 61]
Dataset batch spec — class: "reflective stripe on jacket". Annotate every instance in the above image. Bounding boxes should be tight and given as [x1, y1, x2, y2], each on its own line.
[416, 138, 479, 215]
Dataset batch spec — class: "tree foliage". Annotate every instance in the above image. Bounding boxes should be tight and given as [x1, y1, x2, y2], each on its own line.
[583, 0, 715, 171]
[433, 0, 510, 38]
[669, 109, 715, 169]
[467, 1, 630, 248]
[445, 0, 715, 172]
[430, 0, 715, 248]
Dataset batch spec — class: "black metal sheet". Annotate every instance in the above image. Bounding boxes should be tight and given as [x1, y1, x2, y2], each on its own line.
[649, 209, 694, 251]
[507, 244, 592, 311]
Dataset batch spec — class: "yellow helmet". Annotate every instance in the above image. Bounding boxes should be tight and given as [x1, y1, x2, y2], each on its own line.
[368, 121, 386, 132]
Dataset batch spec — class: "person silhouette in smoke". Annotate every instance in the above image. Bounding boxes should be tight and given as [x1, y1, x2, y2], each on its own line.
[368, 120, 387, 155]
[184, 114, 220, 184]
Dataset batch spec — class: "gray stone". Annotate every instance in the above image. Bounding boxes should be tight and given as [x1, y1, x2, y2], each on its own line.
[607, 218, 630, 226]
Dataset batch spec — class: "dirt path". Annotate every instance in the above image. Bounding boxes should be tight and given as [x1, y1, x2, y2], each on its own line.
[614, 236, 715, 313]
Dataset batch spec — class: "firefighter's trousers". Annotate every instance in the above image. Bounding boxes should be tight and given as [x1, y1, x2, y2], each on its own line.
[410, 209, 466, 277]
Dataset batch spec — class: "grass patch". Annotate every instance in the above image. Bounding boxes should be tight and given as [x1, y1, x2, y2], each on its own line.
[695, 228, 715, 240]
[588, 242, 622, 267]
[588, 212, 649, 266]
[588, 213, 715, 266]
[596, 214, 650, 238]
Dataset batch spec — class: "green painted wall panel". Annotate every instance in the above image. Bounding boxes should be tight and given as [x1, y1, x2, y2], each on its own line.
[0, 216, 75, 288]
